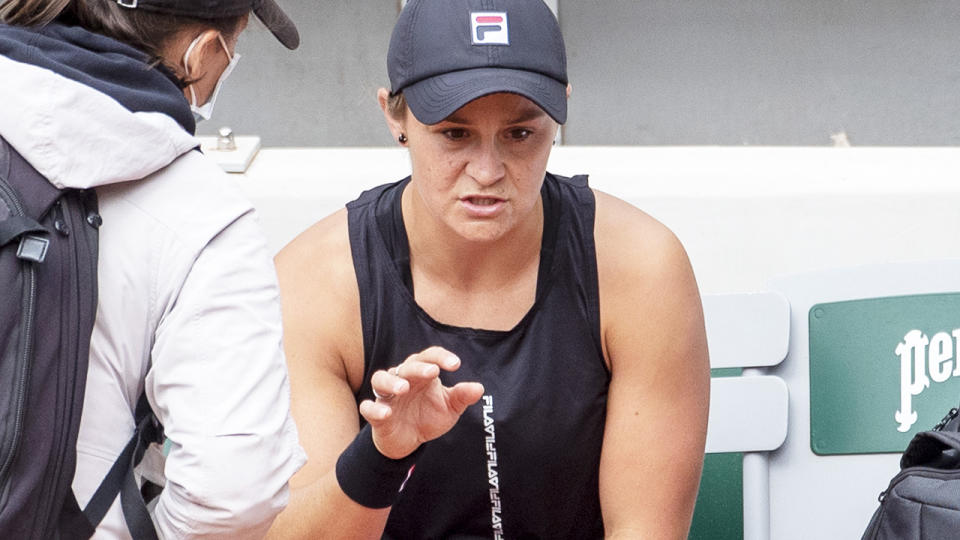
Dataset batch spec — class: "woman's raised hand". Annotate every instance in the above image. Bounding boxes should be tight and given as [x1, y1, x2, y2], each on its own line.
[359, 346, 484, 459]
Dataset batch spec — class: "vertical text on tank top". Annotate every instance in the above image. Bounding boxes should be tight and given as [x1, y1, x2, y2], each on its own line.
[483, 394, 503, 539]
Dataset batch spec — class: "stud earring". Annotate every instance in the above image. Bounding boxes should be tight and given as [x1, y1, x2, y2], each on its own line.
[398, 133, 408, 144]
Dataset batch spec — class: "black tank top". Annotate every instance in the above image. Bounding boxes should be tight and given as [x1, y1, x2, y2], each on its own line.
[347, 173, 609, 539]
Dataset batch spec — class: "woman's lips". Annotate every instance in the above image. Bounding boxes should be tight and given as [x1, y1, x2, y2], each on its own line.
[460, 196, 505, 217]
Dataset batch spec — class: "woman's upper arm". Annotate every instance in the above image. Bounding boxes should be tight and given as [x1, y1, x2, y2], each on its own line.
[273, 209, 365, 489]
[594, 191, 711, 539]
[272, 210, 433, 539]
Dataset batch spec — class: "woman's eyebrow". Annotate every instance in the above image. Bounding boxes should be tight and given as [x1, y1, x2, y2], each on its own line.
[442, 107, 547, 126]
[507, 108, 547, 124]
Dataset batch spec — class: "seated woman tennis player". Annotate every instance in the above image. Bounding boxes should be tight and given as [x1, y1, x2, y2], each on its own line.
[269, 0, 709, 537]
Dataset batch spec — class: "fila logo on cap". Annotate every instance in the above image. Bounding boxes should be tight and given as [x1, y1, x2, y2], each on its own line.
[471, 12, 509, 45]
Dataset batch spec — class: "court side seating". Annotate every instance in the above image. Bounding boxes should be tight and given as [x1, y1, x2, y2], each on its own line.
[689, 292, 790, 540]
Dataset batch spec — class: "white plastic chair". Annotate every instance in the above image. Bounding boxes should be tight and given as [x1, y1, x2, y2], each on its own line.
[703, 292, 790, 540]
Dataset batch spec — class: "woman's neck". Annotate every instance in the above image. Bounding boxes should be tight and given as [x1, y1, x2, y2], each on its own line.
[402, 183, 544, 294]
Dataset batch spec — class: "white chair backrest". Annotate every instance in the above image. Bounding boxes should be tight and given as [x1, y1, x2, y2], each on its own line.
[703, 292, 790, 454]
[701, 292, 791, 540]
[703, 293, 790, 370]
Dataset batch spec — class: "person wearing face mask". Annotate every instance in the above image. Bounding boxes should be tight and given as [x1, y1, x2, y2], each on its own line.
[184, 31, 240, 122]
[0, 0, 305, 537]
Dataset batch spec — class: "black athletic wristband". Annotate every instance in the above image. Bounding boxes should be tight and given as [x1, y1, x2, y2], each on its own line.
[335, 424, 422, 508]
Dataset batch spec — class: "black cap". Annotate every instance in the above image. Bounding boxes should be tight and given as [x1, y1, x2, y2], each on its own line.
[388, 0, 567, 125]
[115, 0, 300, 50]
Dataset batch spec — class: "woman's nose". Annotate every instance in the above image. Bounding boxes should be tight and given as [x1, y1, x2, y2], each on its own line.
[465, 139, 506, 186]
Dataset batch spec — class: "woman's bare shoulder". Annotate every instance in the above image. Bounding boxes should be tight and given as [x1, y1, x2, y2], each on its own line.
[591, 188, 706, 382]
[592, 189, 689, 280]
[276, 208, 350, 268]
[275, 209, 356, 297]
[274, 208, 362, 379]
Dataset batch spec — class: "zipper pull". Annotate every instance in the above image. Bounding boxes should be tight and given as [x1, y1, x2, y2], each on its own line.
[81, 189, 101, 229]
[934, 407, 959, 431]
[53, 200, 69, 236]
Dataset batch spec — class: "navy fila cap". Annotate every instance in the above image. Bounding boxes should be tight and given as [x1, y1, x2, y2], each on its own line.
[387, 0, 568, 125]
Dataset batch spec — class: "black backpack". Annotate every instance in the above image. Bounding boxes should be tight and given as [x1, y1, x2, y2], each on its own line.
[0, 137, 162, 539]
[862, 403, 960, 539]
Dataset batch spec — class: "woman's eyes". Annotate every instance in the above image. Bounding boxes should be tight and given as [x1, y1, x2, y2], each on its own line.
[437, 128, 535, 142]
[440, 128, 533, 141]
[507, 128, 532, 140]
[442, 128, 468, 140]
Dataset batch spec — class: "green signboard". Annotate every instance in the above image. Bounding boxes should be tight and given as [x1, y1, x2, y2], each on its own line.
[689, 453, 742, 540]
[809, 293, 960, 455]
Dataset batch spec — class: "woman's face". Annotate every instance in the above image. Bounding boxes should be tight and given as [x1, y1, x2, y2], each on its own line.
[395, 92, 559, 244]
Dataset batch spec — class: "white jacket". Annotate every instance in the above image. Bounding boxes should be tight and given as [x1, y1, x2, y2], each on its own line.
[0, 53, 305, 538]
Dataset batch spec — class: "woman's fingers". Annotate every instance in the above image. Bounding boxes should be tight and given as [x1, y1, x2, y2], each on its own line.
[358, 398, 392, 422]
[405, 346, 461, 373]
[364, 346, 477, 423]
[448, 382, 485, 414]
[397, 361, 441, 381]
[370, 369, 409, 401]
[369, 347, 461, 400]
[361, 349, 483, 458]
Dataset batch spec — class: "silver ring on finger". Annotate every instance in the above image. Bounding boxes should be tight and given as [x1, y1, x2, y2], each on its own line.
[372, 388, 395, 401]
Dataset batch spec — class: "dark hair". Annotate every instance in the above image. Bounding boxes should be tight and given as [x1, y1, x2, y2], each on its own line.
[386, 91, 407, 120]
[1, 0, 244, 69]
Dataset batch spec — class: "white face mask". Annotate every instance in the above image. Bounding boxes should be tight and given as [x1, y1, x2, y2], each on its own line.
[183, 32, 240, 122]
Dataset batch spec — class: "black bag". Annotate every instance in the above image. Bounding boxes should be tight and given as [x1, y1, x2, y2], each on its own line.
[862, 405, 960, 539]
[0, 137, 162, 539]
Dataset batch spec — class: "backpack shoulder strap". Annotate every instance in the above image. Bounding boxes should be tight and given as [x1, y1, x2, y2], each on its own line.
[77, 393, 164, 540]
[0, 137, 100, 540]
[0, 215, 46, 248]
